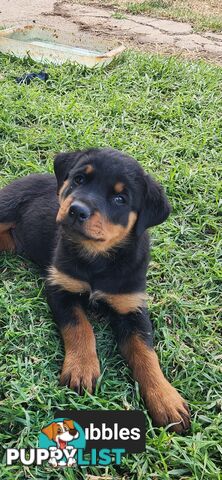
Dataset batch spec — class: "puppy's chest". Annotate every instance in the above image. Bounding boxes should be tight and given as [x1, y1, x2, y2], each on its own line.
[47, 265, 146, 315]
[48, 264, 122, 297]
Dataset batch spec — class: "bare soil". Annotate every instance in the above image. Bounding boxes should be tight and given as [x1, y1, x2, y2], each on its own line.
[0, 0, 222, 64]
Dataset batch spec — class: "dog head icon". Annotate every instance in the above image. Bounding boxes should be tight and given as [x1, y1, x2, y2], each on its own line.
[41, 419, 79, 449]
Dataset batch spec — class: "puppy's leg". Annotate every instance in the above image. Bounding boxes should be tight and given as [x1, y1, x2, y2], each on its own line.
[47, 288, 100, 394]
[0, 223, 15, 252]
[0, 183, 19, 252]
[110, 306, 190, 433]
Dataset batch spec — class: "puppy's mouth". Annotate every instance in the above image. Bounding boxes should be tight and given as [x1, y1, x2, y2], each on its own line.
[58, 439, 67, 449]
[63, 223, 105, 242]
[67, 216, 106, 242]
[75, 229, 105, 242]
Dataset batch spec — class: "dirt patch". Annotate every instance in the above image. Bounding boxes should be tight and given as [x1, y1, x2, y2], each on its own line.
[0, 0, 222, 64]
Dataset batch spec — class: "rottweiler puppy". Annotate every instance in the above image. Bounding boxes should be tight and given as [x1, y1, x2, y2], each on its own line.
[0, 148, 190, 433]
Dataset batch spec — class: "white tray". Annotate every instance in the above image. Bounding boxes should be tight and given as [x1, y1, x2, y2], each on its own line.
[0, 25, 125, 67]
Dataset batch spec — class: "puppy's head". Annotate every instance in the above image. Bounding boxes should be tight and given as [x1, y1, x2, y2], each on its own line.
[54, 148, 171, 254]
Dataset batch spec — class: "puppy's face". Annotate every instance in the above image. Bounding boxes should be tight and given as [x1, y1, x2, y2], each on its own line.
[55, 148, 170, 254]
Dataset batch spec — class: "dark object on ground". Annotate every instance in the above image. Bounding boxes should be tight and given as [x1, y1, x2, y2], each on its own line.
[0, 147, 190, 434]
[16, 70, 48, 84]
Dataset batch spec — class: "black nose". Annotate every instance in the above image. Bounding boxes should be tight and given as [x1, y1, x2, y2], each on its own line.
[69, 201, 91, 223]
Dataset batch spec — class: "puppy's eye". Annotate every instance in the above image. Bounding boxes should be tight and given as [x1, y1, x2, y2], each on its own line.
[74, 174, 85, 185]
[113, 195, 126, 205]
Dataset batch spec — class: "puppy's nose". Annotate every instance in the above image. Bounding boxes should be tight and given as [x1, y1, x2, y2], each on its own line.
[69, 201, 91, 223]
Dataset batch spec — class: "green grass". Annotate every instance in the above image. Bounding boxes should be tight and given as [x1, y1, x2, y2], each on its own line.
[81, 0, 222, 33]
[0, 52, 221, 479]
[111, 12, 127, 19]
[126, 1, 222, 32]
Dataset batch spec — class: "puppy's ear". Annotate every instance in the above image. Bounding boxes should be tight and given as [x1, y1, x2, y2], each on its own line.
[136, 174, 171, 236]
[54, 151, 81, 192]
[64, 420, 79, 439]
[41, 422, 55, 440]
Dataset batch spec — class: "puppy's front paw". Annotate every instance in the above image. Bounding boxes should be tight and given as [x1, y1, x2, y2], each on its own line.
[60, 353, 100, 394]
[144, 380, 190, 434]
[48, 454, 58, 468]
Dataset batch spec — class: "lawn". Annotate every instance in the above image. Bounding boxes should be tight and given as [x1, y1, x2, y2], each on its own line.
[0, 51, 221, 479]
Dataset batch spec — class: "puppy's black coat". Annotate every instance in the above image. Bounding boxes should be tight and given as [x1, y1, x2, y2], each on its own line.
[0, 148, 190, 433]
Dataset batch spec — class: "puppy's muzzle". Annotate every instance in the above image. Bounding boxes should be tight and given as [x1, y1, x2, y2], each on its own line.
[69, 201, 91, 224]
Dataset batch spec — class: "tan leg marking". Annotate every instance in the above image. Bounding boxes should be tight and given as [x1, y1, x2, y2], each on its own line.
[0, 223, 16, 252]
[47, 266, 90, 294]
[121, 335, 190, 433]
[60, 306, 100, 393]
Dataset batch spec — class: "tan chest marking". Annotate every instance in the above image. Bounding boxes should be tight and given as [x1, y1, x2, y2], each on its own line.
[47, 266, 90, 294]
[91, 291, 147, 314]
[47, 266, 146, 314]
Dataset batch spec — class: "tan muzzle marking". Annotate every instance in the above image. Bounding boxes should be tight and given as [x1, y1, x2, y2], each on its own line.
[56, 194, 74, 223]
